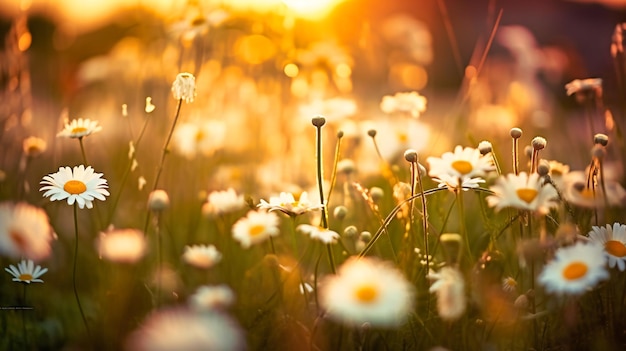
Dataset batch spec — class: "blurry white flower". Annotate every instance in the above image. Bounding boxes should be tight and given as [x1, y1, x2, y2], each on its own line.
[172, 120, 226, 159]
[565, 78, 602, 96]
[232, 211, 280, 249]
[145, 97, 156, 113]
[502, 276, 518, 293]
[257, 192, 323, 217]
[380, 91, 427, 118]
[203, 188, 246, 216]
[297, 224, 340, 244]
[5, 259, 47, 284]
[22, 136, 47, 157]
[189, 284, 235, 311]
[57, 118, 102, 139]
[588, 222, 626, 271]
[98, 228, 147, 263]
[486, 172, 559, 215]
[320, 256, 414, 327]
[148, 190, 170, 212]
[298, 97, 357, 123]
[0, 202, 54, 261]
[538, 242, 608, 295]
[428, 266, 466, 321]
[427, 146, 495, 190]
[125, 307, 245, 351]
[182, 244, 222, 269]
[171, 72, 196, 103]
[562, 171, 626, 208]
[40, 165, 109, 209]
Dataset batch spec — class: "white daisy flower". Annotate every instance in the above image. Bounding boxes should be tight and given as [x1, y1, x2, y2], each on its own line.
[296, 224, 340, 244]
[427, 145, 495, 190]
[56, 118, 102, 139]
[319, 256, 414, 327]
[5, 259, 48, 284]
[125, 307, 245, 351]
[588, 222, 626, 271]
[380, 91, 427, 118]
[232, 210, 280, 249]
[538, 242, 609, 296]
[0, 202, 54, 261]
[561, 171, 626, 208]
[203, 188, 246, 216]
[486, 172, 559, 215]
[189, 285, 235, 311]
[40, 165, 109, 209]
[171, 72, 196, 103]
[257, 191, 323, 216]
[172, 120, 226, 159]
[182, 244, 222, 269]
[22, 136, 47, 157]
[502, 276, 518, 293]
[428, 266, 466, 321]
[97, 228, 147, 263]
[565, 78, 602, 96]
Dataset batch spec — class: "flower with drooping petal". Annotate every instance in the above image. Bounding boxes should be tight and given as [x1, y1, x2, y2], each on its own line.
[257, 192, 323, 216]
[202, 188, 246, 216]
[182, 244, 222, 269]
[57, 118, 102, 139]
[297, 224, 340, 244]
[171, 72, 196, 103]
[565, 78, 602, 96]
[0, 202, 54, 261]
[486, 172, 559, 215]
[380, 91, 427, 118]
[587, 222, 626, 271]
[427, 145, 495, 190]
[319, 256, 414, 327]
[189, 284, 235, 311]
[538, 241, 608, 296]
[232, 210, 280, 249]
[125, 307, 246, 351]
[5, 259, 47, 284]
[40, 165, 109, 209]
[428, 266, 466, 321]
[97, 228, 147, 263]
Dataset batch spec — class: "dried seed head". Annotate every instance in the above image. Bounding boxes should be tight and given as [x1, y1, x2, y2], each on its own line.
[148, 189, 170, 211]
[343, 225, 358, 237]
[337, 159, 356, 175]
[311, 116, 326, 127]
[367, 129, 377, 138]
[359, 231, 372, 242]
[478, 141, 493, 155]
[537, 160, 550, 176]
[333, 205, 348, 220]
[531, 137, 547, 150]
[337, 130, 344, 138]
[369, 187, 384, 202]
[510, 127, 523, 139]
[593, 133, 609, 146]
[404, 149, 418, 163]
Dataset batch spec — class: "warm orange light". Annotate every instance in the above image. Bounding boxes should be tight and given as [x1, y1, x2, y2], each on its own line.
[282, 0, 345, 19]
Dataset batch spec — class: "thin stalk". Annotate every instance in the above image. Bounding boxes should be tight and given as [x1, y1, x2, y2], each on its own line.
[22, 284, 27, 349]
[456, 184, 471, 261]
[313, 119, 334, 273]
[513, 137, 520, 175]
[72, 204, 91, 340]
[78, 137, 88, 166]
[326, 132, 343, 203]
[154, 213, 162, 308]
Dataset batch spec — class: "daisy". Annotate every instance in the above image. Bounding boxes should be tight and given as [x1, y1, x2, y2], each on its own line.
[40, 165, 109, 209]
[189, 285, 235, 311]
[257, 192, 323, 216]
[319, 256, 414, 327]
[182, 244, 222, 269]
[232, 210, 280, 249]
[486, 172, 559, 215]
[380, 91, 427, 118]
[56, 118, 102, 139]
[5, 259, 48, 284]
[502, 276, 518, 293]
[22, 136, 47, 157]
[428, 266, 466, 321]
[565, 78, 602, 96]
[171, 72, 196, 103]
[561, 171, 626, 208]
[587, 223, 626, 271]
[125, 307, 245, 351]
[97, 228, 147, 263]
[0, 202, 54, 261]
[203, 188, 246, 216]
[538, 242, 608, 296]
[427, 145, 495, 190]
[297, 224, 340, 244]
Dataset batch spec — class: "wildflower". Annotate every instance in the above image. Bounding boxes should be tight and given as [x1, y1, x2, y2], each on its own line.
[319, 256, 414, 327]
[486, 172, 559, 215]
[40, 165, 109, 209]
[172, 120, 226, 159]
[182, 244, 222, 269]
[148, 189, 170, 211]
[565, 78, 602, 96]
[0, 202, 54, 261]
[97, 228, 147, 263]
[380, 91, 427, 118]
[171, 72, 196, 103]
[232, 211, 280, 249]
[56, 118, 102, 139]
[428, 266, 466, 321]
[5, 259, 47, 284]
[587, 223, 626, 271]
[297, 224, 340, 244]
[298, 97, 357, 123]
[22, 136, 47, 157]
[257, 192, 323, 216]
[189, 285, 235, 311]
[125, 307, 245, 351]
[427, 145, 495, 190]
[202, 188, 246, 216]
[561, 171, 626, 208]
[502, 276, 518, 293]
[145, 97, 156, 113]
[538, 242, 608, 295]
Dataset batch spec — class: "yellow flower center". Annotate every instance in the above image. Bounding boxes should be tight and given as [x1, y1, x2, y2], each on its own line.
[354, 284, 379, 304]
[19, 273, 33, 281]
[578, 188, 595, 199]
[71, 127, 88, 134]
[249, 224, 266, 237]
[451, 160, 473, 175]
[562, 262, 588, 280]
[605, 240, 626, 257]
[63, 180, 87, 195]
[516, 188, 538, 204]
[397, 132, 408, 143]
[195, 130, 205, 141]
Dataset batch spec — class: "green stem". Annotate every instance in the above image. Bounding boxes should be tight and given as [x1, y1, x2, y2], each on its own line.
[72, 204, 91, 340]
[456, 185, 471, 262]
[154, 213, 162, 308]
[22, 284, 27, 349]
[78, 137, 88, 166]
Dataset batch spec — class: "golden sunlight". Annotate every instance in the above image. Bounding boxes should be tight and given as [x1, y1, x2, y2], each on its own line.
[282, 0, 345, 19]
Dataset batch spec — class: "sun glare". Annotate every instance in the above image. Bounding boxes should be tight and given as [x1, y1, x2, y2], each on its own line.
[282, 0, 345, 18]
